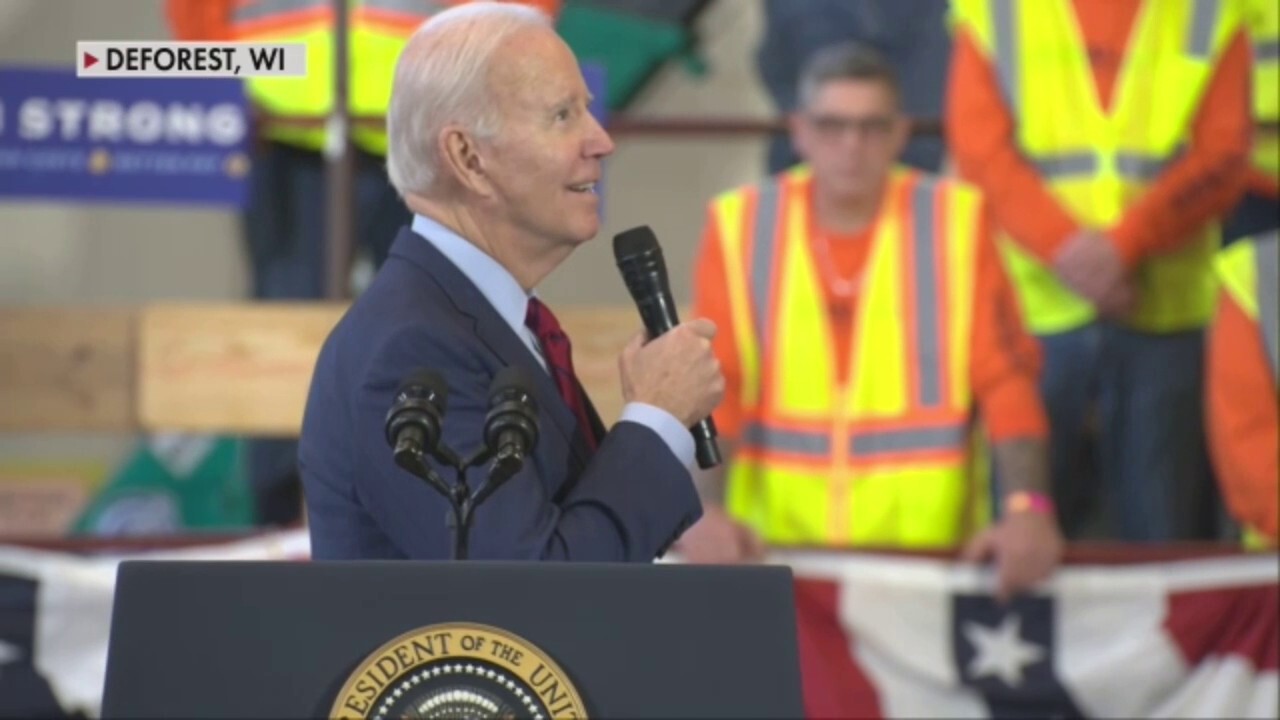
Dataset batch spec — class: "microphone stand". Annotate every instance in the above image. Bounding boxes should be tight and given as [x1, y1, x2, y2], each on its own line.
[393, 443, 526, 561]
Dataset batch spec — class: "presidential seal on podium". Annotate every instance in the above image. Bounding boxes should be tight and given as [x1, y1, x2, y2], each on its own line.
[331, 622, 587, 719]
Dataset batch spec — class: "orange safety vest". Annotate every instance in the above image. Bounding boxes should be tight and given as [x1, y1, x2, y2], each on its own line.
[713, 165, 988, 548]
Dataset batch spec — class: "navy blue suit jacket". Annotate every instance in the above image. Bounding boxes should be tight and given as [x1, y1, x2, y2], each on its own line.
[299, 226, 703, 561]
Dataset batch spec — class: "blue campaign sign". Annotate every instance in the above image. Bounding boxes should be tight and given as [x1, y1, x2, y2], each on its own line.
[582, 61, 608, 218]
[584, 61, 607, 126]
[0, 66, 250, 207]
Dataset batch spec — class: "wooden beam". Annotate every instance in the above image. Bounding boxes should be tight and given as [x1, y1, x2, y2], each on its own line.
[0, 308, 135, 431]
[0, 302, 689, 438]
[136, 303, 345, 436]
[556, 305, 674, 427]
[132, 303, 688, 436]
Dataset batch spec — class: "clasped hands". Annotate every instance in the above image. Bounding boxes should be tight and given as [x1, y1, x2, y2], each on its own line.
[1053, 229, 1136, 318]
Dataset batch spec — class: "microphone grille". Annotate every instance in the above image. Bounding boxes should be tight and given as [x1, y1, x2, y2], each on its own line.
[398, 369, 448, 406]
[490, 364, 536, 398]
[612, 225, 660, 263]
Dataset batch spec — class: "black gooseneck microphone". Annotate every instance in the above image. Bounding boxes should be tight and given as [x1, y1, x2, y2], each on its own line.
[475, 366, 540, 506]
[384, 366, 542, 559]
[613, 225, 722, 469]
[384, 369, 455, 497]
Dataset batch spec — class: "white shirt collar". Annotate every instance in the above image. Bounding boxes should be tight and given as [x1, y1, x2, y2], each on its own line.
[410, 213, 532, 341]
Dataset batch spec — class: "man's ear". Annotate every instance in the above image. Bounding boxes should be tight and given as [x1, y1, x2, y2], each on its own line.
[439, 125, 493, 197]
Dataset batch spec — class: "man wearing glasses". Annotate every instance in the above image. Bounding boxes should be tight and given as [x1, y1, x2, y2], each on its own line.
[682, 43, 1063, 601]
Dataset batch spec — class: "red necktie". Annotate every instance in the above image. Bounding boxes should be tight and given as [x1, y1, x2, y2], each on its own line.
[525, 297, 598, 451]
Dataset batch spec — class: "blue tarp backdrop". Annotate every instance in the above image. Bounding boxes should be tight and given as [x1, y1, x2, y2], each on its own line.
[0, 66, 250, 207]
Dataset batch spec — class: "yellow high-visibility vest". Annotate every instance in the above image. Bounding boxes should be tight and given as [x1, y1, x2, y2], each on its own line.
[230, 0, 443, 155]
[712, 165, 989, 548]
[1213, 232, 1278, 550]
[951, 0, 1244, 334]
[1247, 0, 1280, 184]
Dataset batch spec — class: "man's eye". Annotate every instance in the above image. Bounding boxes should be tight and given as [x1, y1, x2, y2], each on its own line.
[556, 108, 571, 121]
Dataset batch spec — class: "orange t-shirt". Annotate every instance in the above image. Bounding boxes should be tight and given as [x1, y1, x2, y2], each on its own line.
[692, 180, 1048, 445]
[1206, 293, 1279, 542]
[946, 0, 1252, 268]
[813, 222, 872, 386]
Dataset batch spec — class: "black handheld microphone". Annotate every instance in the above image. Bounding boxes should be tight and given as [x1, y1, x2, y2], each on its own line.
[613, 225, 722, 469]
[477, 366, 540, 503]
[384, 370, 458, 482]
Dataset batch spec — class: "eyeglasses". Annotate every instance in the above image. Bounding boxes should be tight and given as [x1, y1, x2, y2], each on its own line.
[804, 113, 898, 140]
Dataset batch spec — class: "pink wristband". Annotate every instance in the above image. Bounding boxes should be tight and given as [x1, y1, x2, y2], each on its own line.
[1004, 491, 1055, 516]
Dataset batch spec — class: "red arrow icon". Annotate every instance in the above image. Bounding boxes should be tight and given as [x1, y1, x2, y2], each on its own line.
[83, 52, 98, 69]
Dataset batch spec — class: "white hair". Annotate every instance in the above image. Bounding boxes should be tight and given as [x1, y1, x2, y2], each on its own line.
[386, 2, 552, 197]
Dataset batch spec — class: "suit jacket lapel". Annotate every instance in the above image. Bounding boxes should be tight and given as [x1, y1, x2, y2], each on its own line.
[472, 309, 592, 475]
[550, 378, 608, 503]
[388, 227, 590, 474]
[577, 377, 607, 444]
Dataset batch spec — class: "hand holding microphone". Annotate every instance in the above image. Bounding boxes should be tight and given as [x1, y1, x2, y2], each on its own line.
[619, 320, 724, 431]
[614, 225, 725, 469]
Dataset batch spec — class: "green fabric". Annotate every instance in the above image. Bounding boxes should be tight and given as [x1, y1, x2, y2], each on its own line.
[72, 435, 254, 536]
[557, 4, 701, 109]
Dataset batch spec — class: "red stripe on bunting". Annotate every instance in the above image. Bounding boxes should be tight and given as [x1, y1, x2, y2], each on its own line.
[794, 578, 883, 719]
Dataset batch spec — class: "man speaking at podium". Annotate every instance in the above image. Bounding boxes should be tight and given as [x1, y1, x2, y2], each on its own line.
[298, 2, 723, 562]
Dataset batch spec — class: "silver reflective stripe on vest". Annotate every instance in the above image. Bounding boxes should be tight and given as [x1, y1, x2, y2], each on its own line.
[1027, 151, 1175, 181]
[849, 424, 968, 458]
[1255, 234, 1279, 382]
[1031, 152, 1097, 179]
[1258, 39, 1280, 64]
[992, 0, 1020, 109]
[742, 421, 832, 456]
[1116, 152, 1175, 181]
[233, 0, 326, 24]
[751, 180, 782, 344]
[1187, 0, 1220, 58]
[361, 0, 443, 16]
[911, 178, 943, 407]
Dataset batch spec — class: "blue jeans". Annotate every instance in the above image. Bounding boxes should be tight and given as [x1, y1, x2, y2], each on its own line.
[243, 141, 407, 299]
[241, 140, 411, 525]
[757, 0, 951, 174]
[1034, 324, 1221, 541]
